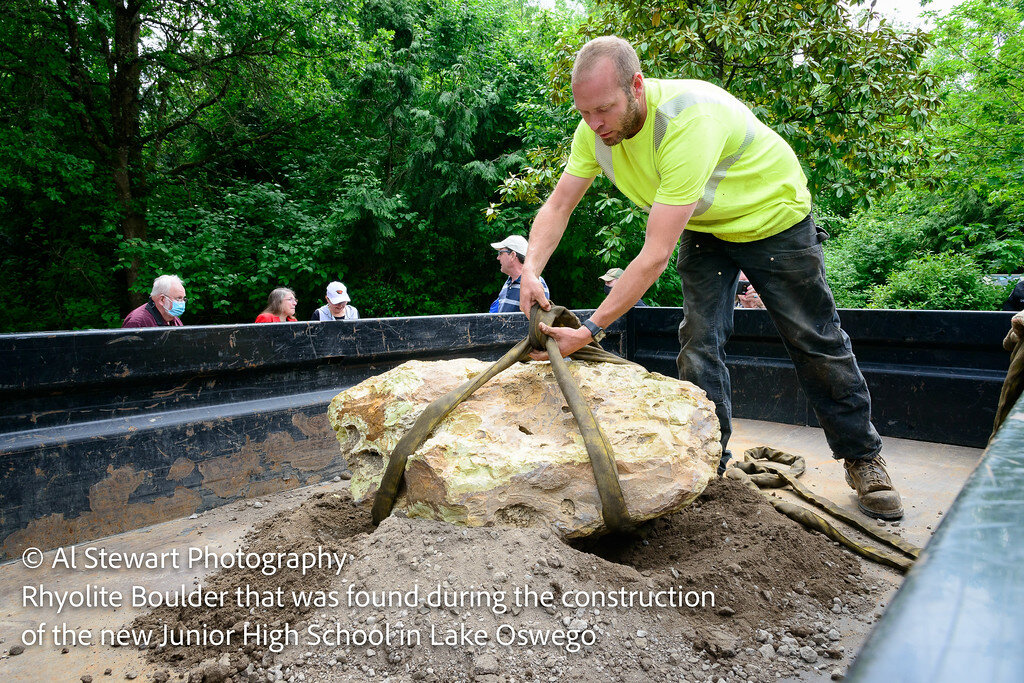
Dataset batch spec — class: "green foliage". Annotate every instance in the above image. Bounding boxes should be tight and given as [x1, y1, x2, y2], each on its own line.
[0, 0, 118, 330]
[867, 252, 1007, 310]
[0, 0, 358, 330]
[912, 0, 1024, 265]
[822, 193, 927, 307]
[4, 0, 1018, 331]
[924, 0, 1024, 211]
[0, 0, 569, 329]
[491, 0, 941, 310]
[898, 189, 1024, 273]
[823, 187, 1017, 311]
[823, 0, 1024, 311]
[135, 182, 330, 321]
[275, 0, 564, 316]
[546, 0, 940, 212]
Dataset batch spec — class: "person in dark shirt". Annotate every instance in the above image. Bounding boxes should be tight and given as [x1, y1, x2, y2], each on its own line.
[1003, 277, 1024, 311]
[122, 275, 186, 328]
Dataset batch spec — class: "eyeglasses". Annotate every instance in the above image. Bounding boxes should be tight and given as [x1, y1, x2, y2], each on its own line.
[163, 294, 187, 302]
[497, 249, 513, 256]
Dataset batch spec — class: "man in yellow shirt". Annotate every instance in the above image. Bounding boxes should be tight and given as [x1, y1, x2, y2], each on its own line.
[519, 36, 902, 520]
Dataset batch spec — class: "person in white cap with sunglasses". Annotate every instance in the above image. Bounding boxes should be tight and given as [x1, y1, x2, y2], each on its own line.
[312, 281, 360, 321]
[488, 235, 549, 313]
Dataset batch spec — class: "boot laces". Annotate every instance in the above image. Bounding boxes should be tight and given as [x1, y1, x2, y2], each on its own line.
[852, 456, 889, 488]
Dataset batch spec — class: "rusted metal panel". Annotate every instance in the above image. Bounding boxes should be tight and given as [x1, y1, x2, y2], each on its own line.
[5, 306, 1007, 559]
[2, 315, 536, 432]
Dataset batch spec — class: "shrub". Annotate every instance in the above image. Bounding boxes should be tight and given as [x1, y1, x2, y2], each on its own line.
[867, 252, 1007, 310]
[823, 212, 925, 308]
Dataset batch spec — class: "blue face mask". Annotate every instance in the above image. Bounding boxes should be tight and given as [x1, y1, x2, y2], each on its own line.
[165, 298, 186, 317]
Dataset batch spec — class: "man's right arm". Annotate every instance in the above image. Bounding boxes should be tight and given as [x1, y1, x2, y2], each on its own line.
[519, 172, 594, 315]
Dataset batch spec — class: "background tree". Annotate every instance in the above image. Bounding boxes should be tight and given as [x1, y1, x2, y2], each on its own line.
[914, 0, 1023, 269]
[1, 0, 1016, 331]
[139, 0, 562, 322]
[490, 0, 941, 307]
[0, 0, 349, 326]
[558, 0, 940, 210]
[823, 0, 1023, 310]
[0, 0, 563, 329]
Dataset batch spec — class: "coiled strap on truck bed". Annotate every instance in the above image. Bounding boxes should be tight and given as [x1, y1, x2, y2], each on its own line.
[991, 311, 1024, 440]
[371, 304, 637, 530]
[727, 447, 921, 573]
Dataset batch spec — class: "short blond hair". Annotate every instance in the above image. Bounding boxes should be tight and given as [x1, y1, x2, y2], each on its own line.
[571, 36, 641, 95]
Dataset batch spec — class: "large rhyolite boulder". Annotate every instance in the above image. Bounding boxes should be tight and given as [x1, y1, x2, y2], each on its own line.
[328, 358, 720, 537]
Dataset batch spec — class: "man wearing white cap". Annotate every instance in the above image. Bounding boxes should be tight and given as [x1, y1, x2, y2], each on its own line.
[312, 281, 360, 321]
[489, 235, 549, 313]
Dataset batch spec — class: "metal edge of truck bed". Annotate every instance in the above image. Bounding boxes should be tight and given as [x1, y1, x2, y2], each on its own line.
[845, 391, 1024, 683]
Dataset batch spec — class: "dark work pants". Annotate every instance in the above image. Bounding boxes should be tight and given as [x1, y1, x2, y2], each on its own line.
[675, 214, 882, 471]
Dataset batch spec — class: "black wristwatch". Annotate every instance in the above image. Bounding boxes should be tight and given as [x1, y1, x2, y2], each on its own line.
[582, 318, 606, 343]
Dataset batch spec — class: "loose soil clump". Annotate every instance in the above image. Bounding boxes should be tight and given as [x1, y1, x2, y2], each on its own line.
[134, 479, 880, 682]
[133, 490, 374, 669]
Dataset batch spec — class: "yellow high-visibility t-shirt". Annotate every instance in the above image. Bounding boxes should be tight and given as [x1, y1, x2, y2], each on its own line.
[565, 79, 811, 242]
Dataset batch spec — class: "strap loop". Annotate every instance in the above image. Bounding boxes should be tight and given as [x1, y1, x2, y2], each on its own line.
[727, 448, 920, 572]
[372, 303, 634, 531]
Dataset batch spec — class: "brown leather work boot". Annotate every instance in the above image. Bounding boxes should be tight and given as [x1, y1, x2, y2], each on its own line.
[844, 456, 904, 520]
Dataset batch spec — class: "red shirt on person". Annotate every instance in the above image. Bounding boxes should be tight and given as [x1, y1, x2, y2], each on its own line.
[254, 313, 297, 323]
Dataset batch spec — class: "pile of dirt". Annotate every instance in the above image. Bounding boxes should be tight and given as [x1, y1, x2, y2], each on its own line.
[133, 490, 375, 669]
[135, 479, 883, 682]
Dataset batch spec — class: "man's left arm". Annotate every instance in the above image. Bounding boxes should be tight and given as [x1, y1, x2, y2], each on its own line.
[535, 201, 696, 359]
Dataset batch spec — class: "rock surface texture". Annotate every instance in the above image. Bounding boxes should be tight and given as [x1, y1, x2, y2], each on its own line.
[328, 358, 720, 537]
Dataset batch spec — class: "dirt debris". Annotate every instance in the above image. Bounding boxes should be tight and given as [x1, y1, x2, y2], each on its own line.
[132, 478, 884, 682]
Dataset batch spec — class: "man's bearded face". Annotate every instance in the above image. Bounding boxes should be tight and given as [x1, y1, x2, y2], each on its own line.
[572, 59, 644, 147]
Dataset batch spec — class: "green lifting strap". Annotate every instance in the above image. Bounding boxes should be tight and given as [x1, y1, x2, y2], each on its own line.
[371, 304, 637, 531]
[991, 328, 1024, 441]
[727, 447, 921, 573]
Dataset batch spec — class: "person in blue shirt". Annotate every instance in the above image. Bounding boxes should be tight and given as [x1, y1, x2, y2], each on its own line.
[489, 235, 549, 313]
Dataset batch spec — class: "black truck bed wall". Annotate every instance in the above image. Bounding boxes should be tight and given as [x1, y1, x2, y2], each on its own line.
[629, 308, 1013, 447]
[0, 309, 1012, 559]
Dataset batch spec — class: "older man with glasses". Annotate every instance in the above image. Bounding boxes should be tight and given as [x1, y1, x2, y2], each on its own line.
[122, 274, 187, 328]
[488, 235, 550, 313]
